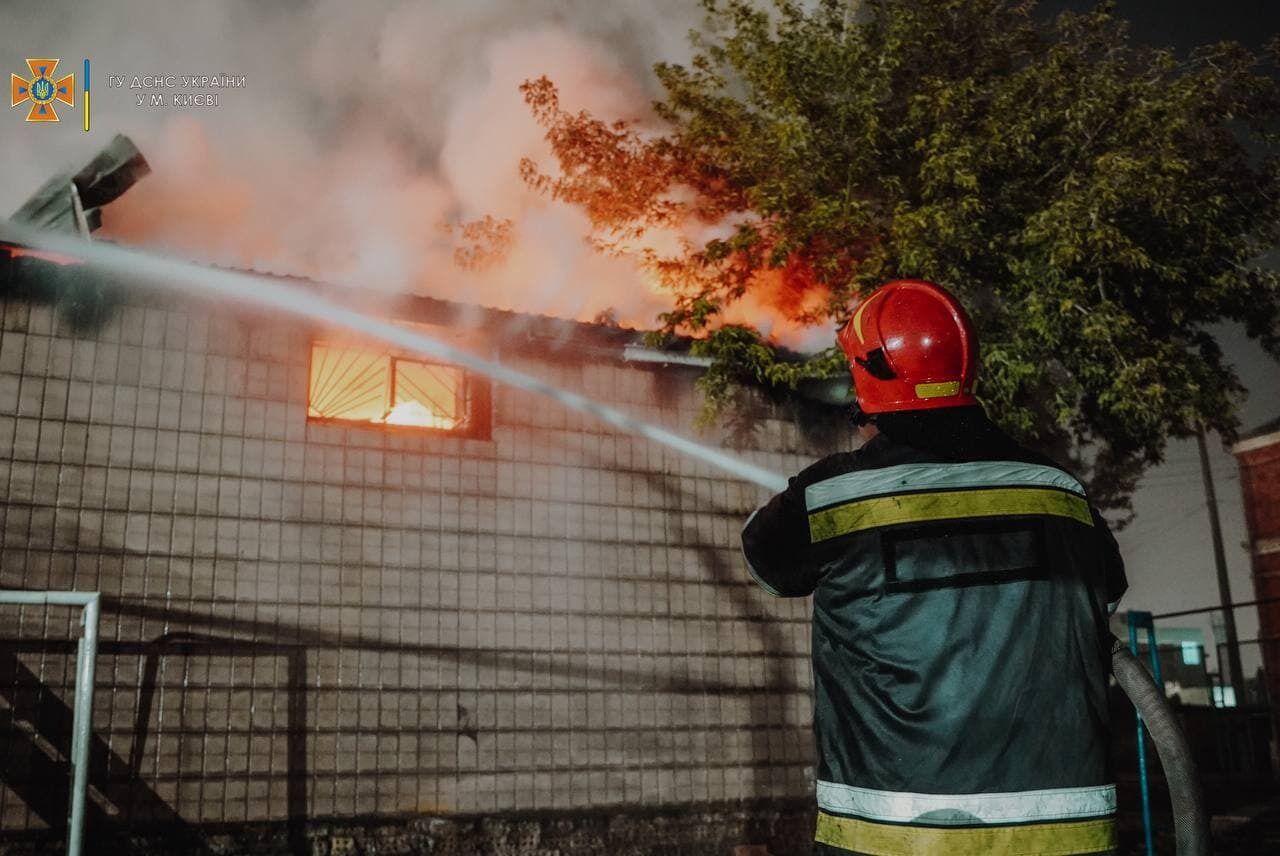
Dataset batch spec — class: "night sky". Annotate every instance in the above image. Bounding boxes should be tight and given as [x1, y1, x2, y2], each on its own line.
[1057, 0, 1280, 51]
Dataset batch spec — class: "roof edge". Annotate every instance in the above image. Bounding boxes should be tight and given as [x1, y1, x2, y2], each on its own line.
[1233, 429, 1280, 455]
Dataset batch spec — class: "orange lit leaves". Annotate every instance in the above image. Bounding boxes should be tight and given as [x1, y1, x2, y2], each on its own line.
[520, 75, 850, 343]
[519, 75, 687, 241]
[451, 215, 515, 272]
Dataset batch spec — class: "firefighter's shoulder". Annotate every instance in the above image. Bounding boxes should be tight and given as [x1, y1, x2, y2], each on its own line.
[789, 450, 864, 494]
[790, 435, 903, 491]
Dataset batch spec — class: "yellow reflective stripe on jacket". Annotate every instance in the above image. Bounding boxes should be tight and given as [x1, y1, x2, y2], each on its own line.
[808, 487, 1093, 543]
[815, 811, 1117, 856]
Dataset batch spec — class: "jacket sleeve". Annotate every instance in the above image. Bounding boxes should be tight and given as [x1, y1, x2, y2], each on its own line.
[1023, 443, 1129, 612]
[740, 452, 859, 597]
[1091, 506, 1128, 612]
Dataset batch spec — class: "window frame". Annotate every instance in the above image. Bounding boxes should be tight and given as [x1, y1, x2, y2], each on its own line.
[305, 337, 491, 440]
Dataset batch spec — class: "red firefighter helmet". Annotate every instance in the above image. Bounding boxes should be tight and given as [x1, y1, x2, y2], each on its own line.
[837, 279, 978, 414]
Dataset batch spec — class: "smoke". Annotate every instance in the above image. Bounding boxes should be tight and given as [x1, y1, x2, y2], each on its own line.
[1, 1, 826, 347]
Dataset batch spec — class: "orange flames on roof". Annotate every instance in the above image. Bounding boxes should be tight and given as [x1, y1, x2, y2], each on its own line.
[92, 27, 827, 352]
[1, 242, 82, 267]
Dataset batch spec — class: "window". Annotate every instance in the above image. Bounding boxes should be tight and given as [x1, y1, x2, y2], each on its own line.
[307, 340, 489, 437]
[1180, 641, 1202, 666]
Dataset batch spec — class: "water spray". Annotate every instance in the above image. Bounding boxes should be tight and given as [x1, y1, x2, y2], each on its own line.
[2, 223, 789, 493]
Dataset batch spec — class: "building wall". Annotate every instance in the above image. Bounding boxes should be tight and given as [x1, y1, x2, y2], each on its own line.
[0, 295, 844, 836]
[1234, 433, 1280, 709]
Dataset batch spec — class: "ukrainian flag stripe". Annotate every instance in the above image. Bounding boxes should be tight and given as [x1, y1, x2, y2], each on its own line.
[83, 59, 89, 132]
[815, 811, 1116, 856]
[808, 487, 1093, 542]
[805, 461, 1086, 512]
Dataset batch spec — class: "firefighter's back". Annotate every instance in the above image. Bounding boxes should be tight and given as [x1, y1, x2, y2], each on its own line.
[740, 281, 1126, 856]
[802, 428, 1120, 856]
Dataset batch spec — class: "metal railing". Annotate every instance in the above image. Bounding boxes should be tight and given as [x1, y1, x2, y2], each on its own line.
[1125, 599, 1280, 855]
[1127, 610, 1163, 856]
[0, 591, 101, 856]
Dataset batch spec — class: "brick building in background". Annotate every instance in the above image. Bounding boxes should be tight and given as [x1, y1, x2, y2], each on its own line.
[0, 257, 848, 853]
[1233, 418, 1280, 729]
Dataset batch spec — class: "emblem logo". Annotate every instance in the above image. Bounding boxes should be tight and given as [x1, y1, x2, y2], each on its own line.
[11, 58, 75, 122]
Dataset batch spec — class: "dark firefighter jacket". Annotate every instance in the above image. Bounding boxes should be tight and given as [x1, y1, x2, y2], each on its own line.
[741, 407, 1127, 856]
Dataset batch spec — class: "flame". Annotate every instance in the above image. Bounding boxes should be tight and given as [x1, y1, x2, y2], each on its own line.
[90, 23, 826, 352]
[719, 255, 834, 350]
[1, 242, 82, 266]
[383, 400, 457, 429]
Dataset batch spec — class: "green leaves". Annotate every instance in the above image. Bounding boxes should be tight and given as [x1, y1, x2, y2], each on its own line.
[524, 0, 1280, 512]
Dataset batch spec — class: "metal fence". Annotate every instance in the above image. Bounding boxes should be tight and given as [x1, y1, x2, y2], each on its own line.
[1122, 600, 1280, 855]
[0, 591, 100, 856]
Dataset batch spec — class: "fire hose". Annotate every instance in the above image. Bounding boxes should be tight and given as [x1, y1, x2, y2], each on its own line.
[1110, 635, 1211, 855]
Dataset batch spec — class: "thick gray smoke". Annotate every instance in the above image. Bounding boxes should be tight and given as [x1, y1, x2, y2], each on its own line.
[1, 0, 703, 322]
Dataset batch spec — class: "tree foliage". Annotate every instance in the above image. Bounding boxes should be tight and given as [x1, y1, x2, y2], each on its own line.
[521, 0, 1280, 514]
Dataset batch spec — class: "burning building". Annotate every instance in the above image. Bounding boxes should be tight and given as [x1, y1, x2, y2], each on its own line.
[0, 141, 848, 854]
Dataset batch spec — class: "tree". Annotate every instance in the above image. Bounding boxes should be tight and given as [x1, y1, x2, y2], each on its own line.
[520, 0, 1280, 516]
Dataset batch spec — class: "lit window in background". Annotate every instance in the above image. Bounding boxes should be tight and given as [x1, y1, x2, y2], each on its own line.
[308, 342, 465, 430]
[1180, 641, 1201, 667]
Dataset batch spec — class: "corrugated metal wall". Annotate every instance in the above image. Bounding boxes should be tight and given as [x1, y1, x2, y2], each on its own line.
[0, 295, 843, 833]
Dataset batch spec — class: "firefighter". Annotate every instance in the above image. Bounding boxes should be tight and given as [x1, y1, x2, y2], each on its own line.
[741, 279, 1127, 856]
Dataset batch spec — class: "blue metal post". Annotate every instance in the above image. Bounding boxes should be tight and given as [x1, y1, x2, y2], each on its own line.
[1128, 609, 1158, 856]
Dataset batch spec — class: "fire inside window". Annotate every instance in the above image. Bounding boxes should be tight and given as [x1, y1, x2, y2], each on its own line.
[307, 342, 474, 432]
